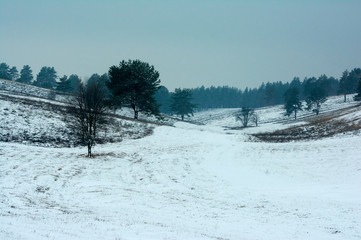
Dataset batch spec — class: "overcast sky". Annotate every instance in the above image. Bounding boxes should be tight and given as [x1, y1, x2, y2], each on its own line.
[1, 0, 360, 91]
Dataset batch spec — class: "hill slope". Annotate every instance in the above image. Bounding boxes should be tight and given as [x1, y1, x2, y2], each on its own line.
[0, 79, 158, 147]
[1, 80, 361, 240]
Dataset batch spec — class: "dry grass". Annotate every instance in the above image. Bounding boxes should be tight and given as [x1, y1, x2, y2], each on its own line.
[253, 105, 361, 142]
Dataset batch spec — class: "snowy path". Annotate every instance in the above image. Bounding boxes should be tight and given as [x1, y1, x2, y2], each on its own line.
[1, 121, 361, 240]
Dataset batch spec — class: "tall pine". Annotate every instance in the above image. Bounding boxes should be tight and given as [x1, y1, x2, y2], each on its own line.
[34, 66, 57, 89]
[17, 65, 33, 84]
[284, 87, 302, 119]
[108, 60, 161, 119]
[170, 88, 196, 121]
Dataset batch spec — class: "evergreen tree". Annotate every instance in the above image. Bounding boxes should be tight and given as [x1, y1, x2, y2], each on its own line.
[108, 60, 161, 119]
[87, 73, 111, 99]
[338, 70, 350, 102]
[317, 75, 338, 97]
[290, 77, 302, 90]
[349, 68, 361, 92]
[155, 86, 171, 113]
[87, 73, 110, 93]
[284, 87, 302, 119]
[0, 62, 11, 80]
[9, 66, 19, 81]
[338, 68, 361, 102]
[86, 73, 101, 87]
[306, 86, 327, 115]
[68, 74, 81, 93]
[170, 88, 196, 121]
[17, 65, 33, 84]
[56, 75, 72, 92]
[264, 83, 276, 106]
[242, 87, 250, 107]
[302, 77, 317, 99]
[34, 66, 57, 89]
[354, 76, 361, 102]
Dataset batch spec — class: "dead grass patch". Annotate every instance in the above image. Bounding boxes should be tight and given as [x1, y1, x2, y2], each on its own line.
[253, 105, 361, 142]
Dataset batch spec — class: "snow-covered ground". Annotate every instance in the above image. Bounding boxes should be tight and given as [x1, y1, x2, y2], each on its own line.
[191, 94, 359, 128]
[1, 90, 361, 239]
[0, 79, 69, 102]
[0, 94, 154, 147]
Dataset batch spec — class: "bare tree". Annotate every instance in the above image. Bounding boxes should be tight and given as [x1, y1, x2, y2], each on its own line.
[235, 107, 255, 128]
[67, 81, 109, 157]
[251, 112, 259, 127]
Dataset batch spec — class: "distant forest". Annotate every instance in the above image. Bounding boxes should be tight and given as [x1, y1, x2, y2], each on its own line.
[156, 68, 361, 112]
[0, 61, 360, 113]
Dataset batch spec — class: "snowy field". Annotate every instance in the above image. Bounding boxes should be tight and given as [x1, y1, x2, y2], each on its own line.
[1, 90, 361, 239]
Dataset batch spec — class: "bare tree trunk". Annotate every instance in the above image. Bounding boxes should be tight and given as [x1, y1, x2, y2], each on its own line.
[316, 102, 320, 115]
[344, 94, 346, 102]
[88, 141, 92, 157]
[181, 114, 184, 121]
[294, 110, 297, 120]
[131, 101, 138, 119]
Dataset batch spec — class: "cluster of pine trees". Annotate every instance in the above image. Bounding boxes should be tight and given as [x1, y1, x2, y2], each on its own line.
[0, 61, 112, 94]
[156, 68, 361, 112]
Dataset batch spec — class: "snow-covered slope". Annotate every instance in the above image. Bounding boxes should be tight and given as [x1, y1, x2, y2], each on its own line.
[1, 81, 361, 240]
[0, 80, 158, 146]
[0, 78, 69, 102]
[191, 94, 359, 128]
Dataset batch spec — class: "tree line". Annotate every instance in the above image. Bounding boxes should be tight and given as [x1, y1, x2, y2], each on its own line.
[0, 62, 87, 93]
[155, 68, 360, 112]
[1, 60, 360, 113]
[0, 60, 193, 120]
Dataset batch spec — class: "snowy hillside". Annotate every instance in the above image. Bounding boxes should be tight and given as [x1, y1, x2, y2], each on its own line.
[0, 78, 69, 102]
[0, 79, 160, 147]
[1, 81, 361, 240]
[191, 94, 359, 128]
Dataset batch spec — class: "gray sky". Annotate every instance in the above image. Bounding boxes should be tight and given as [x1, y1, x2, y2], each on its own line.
[1, 0, 360, 91]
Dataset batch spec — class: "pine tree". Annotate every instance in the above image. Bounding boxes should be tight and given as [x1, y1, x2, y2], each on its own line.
[56, 75, 72, 92]
[264, 83, 276, 106]
[354, 76, 361, 102]
[349, 68, 361, 93]
[170, 88, 196, 121]
[17, 65, 33, 84]
[338, 68, 361, 102]
[155, 86, 171, 113]
[34, 66, 57, 89]
[86, 73, 110, 95]
[86, 73, 101, 87]
[9, 66, 19, 81]
[284, 87, 302, 119]
[108, 60, 161, 119]
[306, 86, 327, 115]
[68, 74, 81, 93]
[0, 62, 11, 80]
[338, 70, 349, 102]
